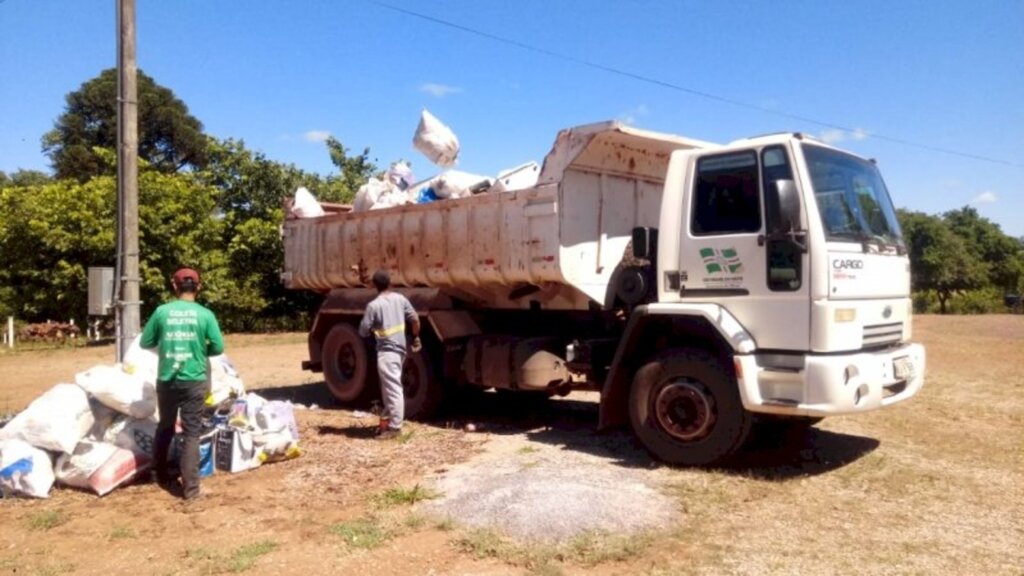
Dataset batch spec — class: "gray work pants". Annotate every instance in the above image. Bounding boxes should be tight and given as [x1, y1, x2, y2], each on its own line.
[377, 351, 405, 430]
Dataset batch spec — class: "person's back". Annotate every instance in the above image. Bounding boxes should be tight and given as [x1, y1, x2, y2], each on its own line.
[141, 267, 224, 501]
[362, 292, 415, 355]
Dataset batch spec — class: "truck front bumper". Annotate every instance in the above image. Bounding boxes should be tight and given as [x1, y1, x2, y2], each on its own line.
[734, 343, 925, 416]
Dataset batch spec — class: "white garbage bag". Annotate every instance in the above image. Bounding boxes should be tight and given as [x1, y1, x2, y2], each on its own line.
[413, 109, 460, 168]
[113, 419, 157, 457]
[353, 178, 390, 212]
[291, 186, 326, 218]
[208, 354, 246, 406]
[75, 364, 157, 419]
[0, 384, 95, 454]
[386, 161, 416, 190]
[123, 335, 159, 384]
[434, 170, 493, 199]
[55, 440, 119, 491]
[0, 439, 55, 499]
[369, 187, 412, 210]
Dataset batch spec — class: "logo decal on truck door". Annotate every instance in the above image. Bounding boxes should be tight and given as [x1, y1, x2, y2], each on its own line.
[698, 247, 744, 288]
[700, 247, 744, 274]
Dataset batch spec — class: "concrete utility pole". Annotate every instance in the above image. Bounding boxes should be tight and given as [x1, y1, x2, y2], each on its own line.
[116, 0, 140, 361]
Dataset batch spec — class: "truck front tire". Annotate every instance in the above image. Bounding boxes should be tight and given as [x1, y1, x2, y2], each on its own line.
[402, 350, 443, 419]
[629, 349, 752, 466]
[322, 323, 374, 403]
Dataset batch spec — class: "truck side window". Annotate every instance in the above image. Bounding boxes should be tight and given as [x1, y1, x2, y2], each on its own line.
[762, 146, 801, 291]
[691, 151, 761, 236]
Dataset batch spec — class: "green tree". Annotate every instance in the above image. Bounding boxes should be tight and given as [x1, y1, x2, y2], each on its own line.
[325, 136, 377, 203]
[943, 206, 1023, 292]
[899, 210, 987, 313]
[42, 68, 208, 181]
[0, 169, 51, 188]
[0, 170, 222, 324]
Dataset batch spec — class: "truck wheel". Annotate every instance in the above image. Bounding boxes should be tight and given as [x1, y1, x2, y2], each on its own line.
[322, 323, 373, 403]
[402, 351, 443, 420]
[629, 349, 752, 466]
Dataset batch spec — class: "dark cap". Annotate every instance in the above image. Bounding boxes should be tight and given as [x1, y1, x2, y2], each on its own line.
[172, 267, 200, 285]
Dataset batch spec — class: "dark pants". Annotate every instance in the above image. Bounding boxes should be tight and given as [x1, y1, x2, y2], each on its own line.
[153, 380, 206, 499]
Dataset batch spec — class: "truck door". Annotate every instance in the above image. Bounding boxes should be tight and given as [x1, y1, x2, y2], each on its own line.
[679, 146, 810, 351]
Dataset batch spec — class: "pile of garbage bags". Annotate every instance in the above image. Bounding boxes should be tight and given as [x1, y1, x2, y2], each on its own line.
[289, 109, 541, 218]
[0, 338, 301, 499]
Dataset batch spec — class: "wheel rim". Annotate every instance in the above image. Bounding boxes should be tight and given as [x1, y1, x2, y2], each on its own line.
[402, 358, 421, 399]
[337, 343, 357, 381]
[652, 378, 716, 442]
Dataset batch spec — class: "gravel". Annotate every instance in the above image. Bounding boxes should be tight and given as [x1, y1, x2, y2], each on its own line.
[421, 432, 677, 542]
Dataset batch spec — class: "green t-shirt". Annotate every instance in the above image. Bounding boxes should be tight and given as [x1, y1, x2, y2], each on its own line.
[140, 299, 224, 384]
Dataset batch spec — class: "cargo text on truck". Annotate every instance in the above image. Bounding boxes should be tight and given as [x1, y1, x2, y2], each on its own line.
[282, 121, 926, 466]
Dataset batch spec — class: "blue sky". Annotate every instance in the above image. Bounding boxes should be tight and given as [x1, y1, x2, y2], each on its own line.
[1, 0, 1021, 236]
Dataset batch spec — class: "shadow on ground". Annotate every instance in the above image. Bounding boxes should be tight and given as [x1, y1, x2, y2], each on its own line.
[256, 380, 879, 478]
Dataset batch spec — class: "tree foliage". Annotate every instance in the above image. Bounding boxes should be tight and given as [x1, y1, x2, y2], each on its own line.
[898, 208, 1023, 313]
[42, 68, 208, 181]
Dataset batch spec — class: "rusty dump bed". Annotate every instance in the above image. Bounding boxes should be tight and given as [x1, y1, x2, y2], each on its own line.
[282, 121, 712, 311]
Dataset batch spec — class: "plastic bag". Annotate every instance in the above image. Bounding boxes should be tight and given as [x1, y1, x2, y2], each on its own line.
[353, 178, 390, 212]
[0, 439, 55, 498]
[0, 384, 95, 454]
[89, 448, 150, 496]
[75, 364, 157, 419]
[254, 429, 302, 464]
[208, 354, 245, 406]
[413, 109, 460, 168]
[55, 440, 119, 490]
[434, 170, 493, 199]
[369, 188, 412, 210]
[255, 401, 299, 440]
[386, 161, 416, 191]
[291, 186, 326, 218]
[112, 418, 157, 456]
[123, 335, 159, 384]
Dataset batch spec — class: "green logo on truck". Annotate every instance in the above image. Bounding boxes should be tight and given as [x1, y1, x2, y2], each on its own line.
[700, 247, 743, 274]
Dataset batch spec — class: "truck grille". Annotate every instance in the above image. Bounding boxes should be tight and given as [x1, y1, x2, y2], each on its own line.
[862, 322, 903, 348]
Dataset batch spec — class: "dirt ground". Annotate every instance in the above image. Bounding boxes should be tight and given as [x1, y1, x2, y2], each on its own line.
[1, 316, 1022, 576]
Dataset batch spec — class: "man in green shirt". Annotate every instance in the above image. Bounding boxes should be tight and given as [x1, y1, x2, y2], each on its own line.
[141, 267, 224, 500]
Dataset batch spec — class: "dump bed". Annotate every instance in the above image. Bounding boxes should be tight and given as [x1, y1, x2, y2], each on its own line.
[282, 122, 712, 310]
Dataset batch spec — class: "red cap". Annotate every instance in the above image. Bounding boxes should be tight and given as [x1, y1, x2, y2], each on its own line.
[172, 267, 200, 284]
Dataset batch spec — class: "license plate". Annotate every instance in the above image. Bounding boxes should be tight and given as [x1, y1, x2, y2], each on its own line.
[894, 357, 914, 380]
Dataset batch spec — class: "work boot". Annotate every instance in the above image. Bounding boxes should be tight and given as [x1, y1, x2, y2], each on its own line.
[375, 428, 401, 440]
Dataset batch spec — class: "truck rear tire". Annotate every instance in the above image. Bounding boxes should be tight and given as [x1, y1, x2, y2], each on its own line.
[629, 349, 752, 466]
[402, 350, 443, 420]
[322, 323, 375, 403]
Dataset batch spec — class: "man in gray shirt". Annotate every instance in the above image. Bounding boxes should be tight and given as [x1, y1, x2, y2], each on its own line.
[358, 269, 421, 439]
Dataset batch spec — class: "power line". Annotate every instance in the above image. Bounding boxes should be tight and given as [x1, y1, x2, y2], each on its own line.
[366, 0, 1022, 169]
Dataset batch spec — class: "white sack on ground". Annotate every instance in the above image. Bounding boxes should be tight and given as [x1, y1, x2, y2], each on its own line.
[75, 364, 157, 419]
[0, 384, 95, 454]
[123, 335, 158, 384]
[112, 418, 157, 457]
[209, 354, 245, 406]
[413, 109, 460, 168]
[55, 440, 119, 490]
[291, 186, 326, 218]
[434, 170, 493, 199]
[0, 439, 55, 499]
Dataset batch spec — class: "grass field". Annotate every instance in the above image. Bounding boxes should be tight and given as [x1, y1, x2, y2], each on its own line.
[0, 315, 1021, 575]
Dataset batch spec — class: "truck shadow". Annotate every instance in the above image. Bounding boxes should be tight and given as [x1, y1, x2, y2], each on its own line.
[440, 391, 880, 479]
[255, 382, 879, 479]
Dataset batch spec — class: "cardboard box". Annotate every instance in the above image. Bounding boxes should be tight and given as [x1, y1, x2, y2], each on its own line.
[215, 428, 256, 473]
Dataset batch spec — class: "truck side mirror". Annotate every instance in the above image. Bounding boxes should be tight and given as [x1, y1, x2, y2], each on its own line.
[767, 179, 801, 235]
[631, 227, 658, 260]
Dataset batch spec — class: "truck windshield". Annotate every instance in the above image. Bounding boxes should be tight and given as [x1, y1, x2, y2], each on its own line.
[803, 144, 904, 251]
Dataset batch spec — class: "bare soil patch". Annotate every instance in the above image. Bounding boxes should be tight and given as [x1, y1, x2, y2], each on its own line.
[1, 316, 1022, 575]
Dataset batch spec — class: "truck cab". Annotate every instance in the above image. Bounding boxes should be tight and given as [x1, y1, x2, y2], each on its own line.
[609, 133, 924, 464]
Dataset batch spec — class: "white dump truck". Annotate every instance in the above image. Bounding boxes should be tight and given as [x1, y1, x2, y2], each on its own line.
[282, 121, 925, 465]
